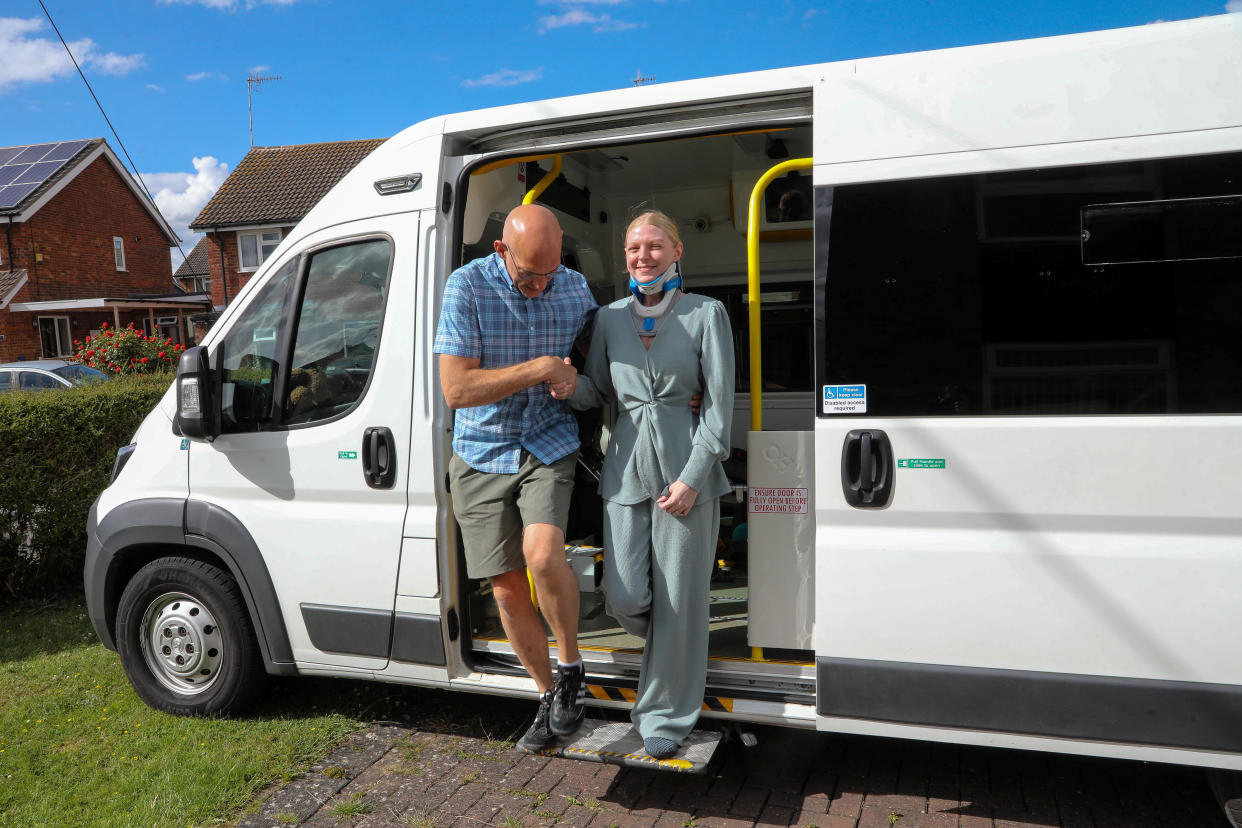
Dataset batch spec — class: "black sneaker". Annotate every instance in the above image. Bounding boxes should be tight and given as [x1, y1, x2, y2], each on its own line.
[516, 693, 555, 753]
[549, 663, 586, 737]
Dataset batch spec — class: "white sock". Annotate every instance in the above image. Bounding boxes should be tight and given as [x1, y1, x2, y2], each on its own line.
[557, 659, 583, 670]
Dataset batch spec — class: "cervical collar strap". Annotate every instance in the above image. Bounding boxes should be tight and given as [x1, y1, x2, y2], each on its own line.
[629, 261, 682, 298]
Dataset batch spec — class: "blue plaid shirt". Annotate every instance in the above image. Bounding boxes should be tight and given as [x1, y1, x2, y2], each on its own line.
[434, 252, 598, 473]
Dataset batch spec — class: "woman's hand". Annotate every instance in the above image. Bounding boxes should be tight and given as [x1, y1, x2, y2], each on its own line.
[658, 480, 698, 517]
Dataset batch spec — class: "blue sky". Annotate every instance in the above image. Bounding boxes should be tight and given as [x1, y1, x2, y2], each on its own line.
[1, 0, 1238, 266]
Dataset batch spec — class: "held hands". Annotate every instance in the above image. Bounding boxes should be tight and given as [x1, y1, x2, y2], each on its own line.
[658, 480, 698, 517]
[547, 356, 577, 399]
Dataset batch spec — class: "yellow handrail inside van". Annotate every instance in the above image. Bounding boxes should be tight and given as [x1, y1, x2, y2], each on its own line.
[522, 155, 563, 205]
[747, 157, 812, 432]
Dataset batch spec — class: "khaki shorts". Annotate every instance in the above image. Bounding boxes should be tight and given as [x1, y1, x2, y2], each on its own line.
[449, 449, 578, 579]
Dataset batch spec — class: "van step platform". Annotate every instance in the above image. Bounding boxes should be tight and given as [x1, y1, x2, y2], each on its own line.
[519, 718, 721, 773]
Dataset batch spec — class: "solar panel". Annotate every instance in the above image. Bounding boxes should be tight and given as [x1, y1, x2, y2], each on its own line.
[0, 140, 93, 212]
[42, 140, 90, 162]
[11, 144, 54, 165]
[0, 182, 42, 210]
[15, 161, 66, 185]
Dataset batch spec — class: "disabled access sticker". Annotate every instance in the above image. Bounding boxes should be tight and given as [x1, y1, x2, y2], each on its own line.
[823, 384, 866, 414]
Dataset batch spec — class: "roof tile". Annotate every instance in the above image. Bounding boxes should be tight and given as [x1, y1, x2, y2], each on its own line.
[190, 138, 385, 229]
[174, 236, 211, 277]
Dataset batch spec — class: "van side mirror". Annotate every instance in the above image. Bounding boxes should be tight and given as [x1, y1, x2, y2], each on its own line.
[176, 345, 220, 442]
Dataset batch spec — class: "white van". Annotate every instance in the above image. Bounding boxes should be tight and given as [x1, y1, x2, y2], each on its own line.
[86, 12, 1242, 788]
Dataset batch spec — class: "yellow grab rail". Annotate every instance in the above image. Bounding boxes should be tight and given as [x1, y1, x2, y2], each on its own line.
[746, 158, 812, 432]
[522, 155, 563, 205]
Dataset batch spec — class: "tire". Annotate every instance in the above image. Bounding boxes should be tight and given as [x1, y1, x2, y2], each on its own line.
[116, 556, 267, 716]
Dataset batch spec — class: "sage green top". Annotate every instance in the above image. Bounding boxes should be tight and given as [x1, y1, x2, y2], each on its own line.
[570, 293, 735, 505]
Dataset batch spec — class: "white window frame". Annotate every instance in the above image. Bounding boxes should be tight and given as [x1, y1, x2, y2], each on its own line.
[238, 229, 283, 272]
[113, 237, 126, 271]
[38, 316, 72, 358]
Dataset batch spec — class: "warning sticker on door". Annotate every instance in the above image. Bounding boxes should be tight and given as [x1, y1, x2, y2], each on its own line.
[748, 487, 809, 514]
[823, 384, 866, 414]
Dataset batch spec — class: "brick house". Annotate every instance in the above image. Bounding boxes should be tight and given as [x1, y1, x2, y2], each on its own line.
[189, 139, 385, 320]
[0, 138, 209, 363]
[173, 236, 211, 295]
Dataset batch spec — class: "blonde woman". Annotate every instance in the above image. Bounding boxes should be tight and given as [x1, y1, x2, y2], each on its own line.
[562, 210, 734, 758]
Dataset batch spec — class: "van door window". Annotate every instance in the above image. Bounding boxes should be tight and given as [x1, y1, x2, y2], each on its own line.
[819, 150, 1242, 416]
[218, 258, 297, 433]
[282, 239, 392, 426]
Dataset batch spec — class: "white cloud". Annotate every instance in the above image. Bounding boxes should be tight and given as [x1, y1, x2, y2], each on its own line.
[249, 64, 271, 74]
[146, 83, 165, 92]
[462, 68, 544, 88]
[185, 70, 225, 82]
[0, 17, 145, 94]
[139, 156, 230, 269]
[1227, 1, 1242, 12]
[537, 9, 640, 33]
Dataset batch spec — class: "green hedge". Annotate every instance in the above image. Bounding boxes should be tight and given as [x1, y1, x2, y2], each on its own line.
[0, 373, 173, 602]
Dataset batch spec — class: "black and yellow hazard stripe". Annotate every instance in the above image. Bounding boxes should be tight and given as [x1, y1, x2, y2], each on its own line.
[587, 684, 734, 712]
[588, 684, 636, 703]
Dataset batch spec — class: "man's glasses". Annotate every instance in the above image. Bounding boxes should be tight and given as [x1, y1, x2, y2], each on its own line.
[504, 245, 563, 284]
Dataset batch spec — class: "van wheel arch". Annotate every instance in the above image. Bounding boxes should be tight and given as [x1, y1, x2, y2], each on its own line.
[88, 498, 295, 676]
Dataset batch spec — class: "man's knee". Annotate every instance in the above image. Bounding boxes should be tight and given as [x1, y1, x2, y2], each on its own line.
[523, 524, 566, 577]
[491, 568, 532, 612]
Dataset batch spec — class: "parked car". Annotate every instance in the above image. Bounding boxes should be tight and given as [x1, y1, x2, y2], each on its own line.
[0, 359, 111, 392]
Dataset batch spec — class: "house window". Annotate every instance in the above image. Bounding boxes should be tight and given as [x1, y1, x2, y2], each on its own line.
[238, 230, 282, 271]
[38, 316, 72, 358]
[113, 237, 126, 271]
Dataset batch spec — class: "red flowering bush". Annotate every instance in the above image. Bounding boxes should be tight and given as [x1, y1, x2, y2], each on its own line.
[72, 322, 185, 375]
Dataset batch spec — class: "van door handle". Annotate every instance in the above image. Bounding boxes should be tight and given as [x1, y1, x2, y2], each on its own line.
[841, 429, 893, 508]
[362, 426, 396, 489]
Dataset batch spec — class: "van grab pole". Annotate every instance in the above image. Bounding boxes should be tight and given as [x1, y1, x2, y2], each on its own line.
[746, 158, 812, 432]
[522, 155, 564, 205]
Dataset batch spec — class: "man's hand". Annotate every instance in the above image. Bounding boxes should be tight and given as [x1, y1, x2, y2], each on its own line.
[690, 392, 702, 415]
[549, 357, 577, 399]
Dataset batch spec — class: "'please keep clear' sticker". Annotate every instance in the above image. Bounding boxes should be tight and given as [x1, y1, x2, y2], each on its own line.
[823, 384, 866, 414]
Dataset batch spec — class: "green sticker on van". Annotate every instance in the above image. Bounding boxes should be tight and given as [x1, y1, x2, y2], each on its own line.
[898, 458, 945, 469]
[338, 451, 358, 460]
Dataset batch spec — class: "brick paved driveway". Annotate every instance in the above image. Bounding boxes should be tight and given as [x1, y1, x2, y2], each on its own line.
[235, 696, 1227, 828]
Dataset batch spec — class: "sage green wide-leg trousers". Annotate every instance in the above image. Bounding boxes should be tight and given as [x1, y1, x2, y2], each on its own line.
[602, 496, 720, 744]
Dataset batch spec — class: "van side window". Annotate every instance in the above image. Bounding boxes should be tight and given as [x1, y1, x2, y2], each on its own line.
[282, 239, 391, 426]
[820, 150, 1242, 416]
[218, 258, 297, 433]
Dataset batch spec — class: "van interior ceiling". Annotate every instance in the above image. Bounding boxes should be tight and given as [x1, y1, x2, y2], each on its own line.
[455, 124, 818, 698]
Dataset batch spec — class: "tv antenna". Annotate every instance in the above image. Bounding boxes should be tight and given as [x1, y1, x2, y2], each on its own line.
[631, 70, 655, 86]
[247, 73, 282, 147]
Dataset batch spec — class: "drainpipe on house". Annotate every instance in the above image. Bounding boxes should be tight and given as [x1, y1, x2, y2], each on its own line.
[214, 227, 230, 306]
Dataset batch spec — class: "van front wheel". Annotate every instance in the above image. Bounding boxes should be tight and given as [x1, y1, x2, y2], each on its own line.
[116, 556, 266, 715]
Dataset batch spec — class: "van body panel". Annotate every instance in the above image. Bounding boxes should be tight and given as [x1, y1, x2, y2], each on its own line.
[188, 213, 420, 670]
[814, 417, 1242, 683]
[813, 16, 1242, 170]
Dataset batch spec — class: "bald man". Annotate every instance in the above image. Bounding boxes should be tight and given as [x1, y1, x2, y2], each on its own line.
[434, 204, 598, 752]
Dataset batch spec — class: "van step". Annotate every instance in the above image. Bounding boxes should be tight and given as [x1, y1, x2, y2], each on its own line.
[518, 718, 721, 773]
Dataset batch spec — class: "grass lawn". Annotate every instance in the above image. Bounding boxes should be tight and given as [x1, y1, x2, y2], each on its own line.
[0, 597, 482, 828]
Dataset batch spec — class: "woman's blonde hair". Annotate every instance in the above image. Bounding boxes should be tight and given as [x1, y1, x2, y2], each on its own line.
[625, 210, 682, 247]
